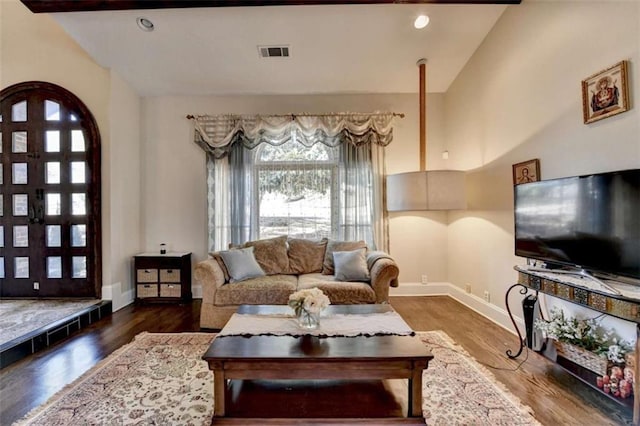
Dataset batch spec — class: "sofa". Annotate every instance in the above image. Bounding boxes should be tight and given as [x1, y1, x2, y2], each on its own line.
[195, 236, 399, 329]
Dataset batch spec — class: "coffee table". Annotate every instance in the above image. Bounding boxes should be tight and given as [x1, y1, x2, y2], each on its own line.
[202, 304, 433, 420]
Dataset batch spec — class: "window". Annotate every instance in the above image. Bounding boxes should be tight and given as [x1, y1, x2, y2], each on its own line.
[255, 140, 337, 240]
[198, 113, 392, 252]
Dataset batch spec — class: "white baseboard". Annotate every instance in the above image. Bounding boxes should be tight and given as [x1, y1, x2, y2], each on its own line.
[192, 285, 203, 299]
[391, 282, 525, 336]
[102, 282, 135, 312]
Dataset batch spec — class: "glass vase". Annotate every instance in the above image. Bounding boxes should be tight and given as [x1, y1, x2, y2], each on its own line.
[297, 309, 320, 330]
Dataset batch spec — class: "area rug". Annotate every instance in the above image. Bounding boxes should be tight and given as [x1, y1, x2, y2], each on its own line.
[0, 299, 101, 347]
[16, 331, 540, 425]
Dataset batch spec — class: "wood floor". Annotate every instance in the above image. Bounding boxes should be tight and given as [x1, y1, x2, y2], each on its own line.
[0, 296, 632, 425]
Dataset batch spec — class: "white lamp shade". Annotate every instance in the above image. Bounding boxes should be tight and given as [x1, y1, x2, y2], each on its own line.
[386, 170, 467, 211]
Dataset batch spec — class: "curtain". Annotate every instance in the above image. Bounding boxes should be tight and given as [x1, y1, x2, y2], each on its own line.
[196, 113, 394, 252]
[193, 113, 395, 159]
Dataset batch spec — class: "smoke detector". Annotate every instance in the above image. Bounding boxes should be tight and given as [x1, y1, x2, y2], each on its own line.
[258, 45, 290, 58]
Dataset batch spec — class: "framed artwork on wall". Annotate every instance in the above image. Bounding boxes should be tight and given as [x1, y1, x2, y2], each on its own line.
[512, 159, 540, 185]
[582, 60, 630, 124]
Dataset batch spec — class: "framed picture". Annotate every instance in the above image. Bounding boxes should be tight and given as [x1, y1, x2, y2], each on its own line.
[512, 159, 540, 185]
[582, 60, 630, 124]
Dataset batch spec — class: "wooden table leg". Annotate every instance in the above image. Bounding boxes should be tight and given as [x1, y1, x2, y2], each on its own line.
[410, 365, 423, 417]
[213, 368, 226, 417]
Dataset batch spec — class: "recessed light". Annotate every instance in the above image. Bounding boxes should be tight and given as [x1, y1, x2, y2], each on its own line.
[136, 17, 154, 32]
[414, 15, 430, 30]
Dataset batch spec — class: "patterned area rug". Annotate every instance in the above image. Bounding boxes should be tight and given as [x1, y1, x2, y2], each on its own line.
[16, 331, 540, 425]
[0, 299, 101, 347]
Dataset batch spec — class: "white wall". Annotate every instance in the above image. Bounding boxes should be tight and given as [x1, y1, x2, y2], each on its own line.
[1, 0, 142, 309]
[141, 93, 449, 286]
[106, 72, 142, 310]
[444, 0, 640, 338]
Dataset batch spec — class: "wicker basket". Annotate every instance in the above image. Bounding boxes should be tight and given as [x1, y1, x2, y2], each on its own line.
[554, 340, 608, 376]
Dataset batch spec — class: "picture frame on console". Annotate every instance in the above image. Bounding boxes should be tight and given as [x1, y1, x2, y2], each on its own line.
[582, 60, 630, 124]
[512, 159, 540, 185]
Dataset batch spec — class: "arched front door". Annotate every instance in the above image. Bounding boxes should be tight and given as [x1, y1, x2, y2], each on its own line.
[0, 82, 101, 297]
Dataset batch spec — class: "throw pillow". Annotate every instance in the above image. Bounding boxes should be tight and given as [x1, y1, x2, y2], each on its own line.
[243, 236, 289, 275]
[219, 246, 266, 282]
[322, 239, 367, 275]
[333, 248, 370, 282]
[287, 238, 328, 274]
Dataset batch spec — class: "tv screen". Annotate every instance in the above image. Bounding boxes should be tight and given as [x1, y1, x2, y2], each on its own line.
[514, 169, 640, 281]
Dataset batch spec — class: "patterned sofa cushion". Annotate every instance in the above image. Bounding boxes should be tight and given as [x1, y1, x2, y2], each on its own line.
[297, 273, 376, 304]
[287, 238, 328, 274]
[242, 236, 290, 275]
[215, 274, 297, 305]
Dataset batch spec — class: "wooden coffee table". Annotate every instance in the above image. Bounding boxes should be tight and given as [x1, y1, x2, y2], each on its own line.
[202, 304, 433, 421]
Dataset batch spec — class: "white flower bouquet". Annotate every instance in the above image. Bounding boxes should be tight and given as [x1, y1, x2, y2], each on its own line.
[535, 307, 632, 363]
[288, 288, 330, 329]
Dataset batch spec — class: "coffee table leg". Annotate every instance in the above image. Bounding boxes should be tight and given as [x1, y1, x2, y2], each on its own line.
[213, 368, 226, 417]
[410, 367, 423, 417]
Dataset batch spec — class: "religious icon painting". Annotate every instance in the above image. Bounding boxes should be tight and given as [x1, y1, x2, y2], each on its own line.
[512, 159, 540, 186]
[582, 60, 630, 124]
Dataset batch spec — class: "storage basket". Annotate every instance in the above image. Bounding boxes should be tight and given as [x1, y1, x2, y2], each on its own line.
[137, 284, 158, 298]
[554, 340, 608, 376]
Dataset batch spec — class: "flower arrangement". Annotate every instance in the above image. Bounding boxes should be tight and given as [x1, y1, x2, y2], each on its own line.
[534, 307, 632, 363]
[288, 288, 331, 329]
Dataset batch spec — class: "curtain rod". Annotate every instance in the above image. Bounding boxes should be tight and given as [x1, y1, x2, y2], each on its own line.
[186, 112, 405, 120]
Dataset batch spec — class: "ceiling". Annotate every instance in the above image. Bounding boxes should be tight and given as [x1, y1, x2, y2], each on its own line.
[50, 3, 509, 96]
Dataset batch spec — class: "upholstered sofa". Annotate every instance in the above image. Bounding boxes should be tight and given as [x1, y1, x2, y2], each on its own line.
[195, 236, 399, 329]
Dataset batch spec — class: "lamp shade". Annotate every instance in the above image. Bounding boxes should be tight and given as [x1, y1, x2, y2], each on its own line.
[386, 170, 467, 211]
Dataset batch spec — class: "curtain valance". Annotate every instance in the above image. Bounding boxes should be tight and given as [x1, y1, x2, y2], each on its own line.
[191, 112, 399, 159]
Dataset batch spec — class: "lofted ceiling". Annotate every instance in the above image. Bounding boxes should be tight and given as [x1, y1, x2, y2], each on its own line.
[42, 2, 511, 96]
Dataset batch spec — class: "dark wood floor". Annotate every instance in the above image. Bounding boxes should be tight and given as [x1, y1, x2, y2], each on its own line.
[0, 296, 632, 425]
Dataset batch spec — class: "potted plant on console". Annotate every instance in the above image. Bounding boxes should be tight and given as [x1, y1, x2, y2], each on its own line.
[535, 307, 634, 399]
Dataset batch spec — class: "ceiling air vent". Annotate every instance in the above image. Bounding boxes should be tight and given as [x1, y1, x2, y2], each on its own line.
[258, 45, 290, 58]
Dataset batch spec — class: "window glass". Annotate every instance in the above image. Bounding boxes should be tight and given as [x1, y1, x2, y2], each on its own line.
[256, 141, 336, 240]
[47, 257, 62, 278]
[46, 162, 60, 184]
[46, 225, 61, 247]
[14, 257, 29, 278]
[71, 162, 86, 183]
[46, 193, 61, 215]
[71, 130, 85, 152]
[12, 163, 28, 184]
[11, 101, 27, 122]
[12, 132, 27, 153]
[45, 130, 60, 152]
[45, 100, 60, 121]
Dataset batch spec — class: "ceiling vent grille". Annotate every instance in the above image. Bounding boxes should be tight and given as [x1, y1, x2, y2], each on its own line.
[258, 45, 290, 58]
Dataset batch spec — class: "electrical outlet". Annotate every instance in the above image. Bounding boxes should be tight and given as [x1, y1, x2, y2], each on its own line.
[483, 290, 490, 302]
[465, 284, 471, 293]
[421, 274, 428, 285]
[33, 282, 40, 290]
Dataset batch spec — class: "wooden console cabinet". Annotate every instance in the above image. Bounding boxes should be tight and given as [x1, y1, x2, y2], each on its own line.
[134, 252, 192, 303]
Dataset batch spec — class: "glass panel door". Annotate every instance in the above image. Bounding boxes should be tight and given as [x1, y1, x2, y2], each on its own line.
[1, 83, 101, 297]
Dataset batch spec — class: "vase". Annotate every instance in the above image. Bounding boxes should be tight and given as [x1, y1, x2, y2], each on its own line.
[297, 309, 320, 330]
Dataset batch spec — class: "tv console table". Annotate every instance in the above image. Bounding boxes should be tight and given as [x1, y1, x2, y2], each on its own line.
[507, 265, 640, 425]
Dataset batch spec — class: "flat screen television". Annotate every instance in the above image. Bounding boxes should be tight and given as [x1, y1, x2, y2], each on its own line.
[514, 169, 640, 282]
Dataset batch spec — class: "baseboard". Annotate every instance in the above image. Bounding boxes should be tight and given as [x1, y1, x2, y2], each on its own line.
[192, 284, 203, 299]
[102, 282, 135, 312]
[391, 282, 524, 336]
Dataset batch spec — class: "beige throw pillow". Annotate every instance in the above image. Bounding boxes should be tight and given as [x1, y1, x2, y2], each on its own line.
[322, 239, 367, 275]
[287, 238, 328, 274]
[243, 235, 289, 275]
